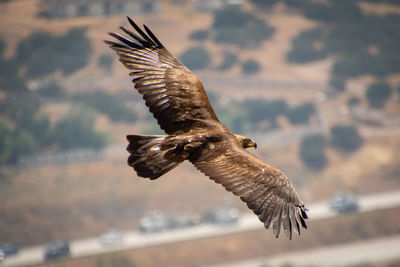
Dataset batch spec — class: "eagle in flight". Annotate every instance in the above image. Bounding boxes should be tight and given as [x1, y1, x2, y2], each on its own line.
[105, 17, 308, 239]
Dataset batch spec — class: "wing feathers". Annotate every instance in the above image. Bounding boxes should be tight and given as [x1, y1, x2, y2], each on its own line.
[194, 143, 308, 239]
[127, 17, 156, 46]
[106, 17, 220, 135]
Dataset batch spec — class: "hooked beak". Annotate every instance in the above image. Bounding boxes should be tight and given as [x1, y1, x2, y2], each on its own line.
[248, 140, 257, 149]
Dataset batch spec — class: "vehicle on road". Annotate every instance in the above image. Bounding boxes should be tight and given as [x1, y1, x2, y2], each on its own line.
[0, 243, 19, 258]
[202, 207, 240, 225]
[139, 211, 199, 233]
[44, 241, 70, 261]
[329, 192, 359, 213]
[99, 229, 124, 246]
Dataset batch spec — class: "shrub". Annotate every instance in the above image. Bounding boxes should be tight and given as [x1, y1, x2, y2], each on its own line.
[16, 28, 90, 79]
[287, 28, 327, 63]
[284, 1, 400, 94]
[242, 99, 288, 126]
[37, 81, 64, 98]
[241, 59, 261, 74]
[330, 125, 363, 153]
[287, 102, 316, 124]
[190, 30, 209, 41]
[212, 7, 274, 47]
[180, 47, 211, 70]
[72, 91, 137, 122]
[299, 134, 327, 170]
[217, 51, 237, 71]
[98, 53, 113, 72]
[51, 109, 107, 150]
[329, 76, 346, 91]
[366, 82, 392, 109]
[347, 96, 360, 107]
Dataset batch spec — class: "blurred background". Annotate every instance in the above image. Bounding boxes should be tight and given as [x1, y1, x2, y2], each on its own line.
[0, 0, 400, 266]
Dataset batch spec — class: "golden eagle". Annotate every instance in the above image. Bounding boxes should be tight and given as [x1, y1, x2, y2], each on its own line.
[105, 17, 308, 239]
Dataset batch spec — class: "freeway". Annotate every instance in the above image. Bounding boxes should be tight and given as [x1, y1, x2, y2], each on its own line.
[209, 235, 400, 267]
[2, 190, 400, 267]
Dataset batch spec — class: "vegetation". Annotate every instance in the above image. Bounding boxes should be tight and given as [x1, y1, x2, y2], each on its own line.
[366, 82, 392, 109]
[51, 109, 107, 150]
[242, 99, 288, 126]
[190, 30, 209, 41]
[16, 28, 90, 78]
[98, 53, 114, 72]
[268, 0, 400, 90]
[217, 51, 238, 71]
[286, 102, 316, 124]
[330, 125, 363, 153]
[72, 91, 137, 122]
[241, 59, 261, 74]
[0, 29, 106, 166]
[286, 28, 327, 63]
[0, 94, 108, 165]
[212, 6, 274, 47]
[299, 134, 327, 170]
[347, 96, 360, 108]
[180, 47, 211, 70]
[36, 81, 64, 99]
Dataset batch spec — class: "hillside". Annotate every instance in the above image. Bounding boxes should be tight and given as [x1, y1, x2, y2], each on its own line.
[0, 0, 400, 248]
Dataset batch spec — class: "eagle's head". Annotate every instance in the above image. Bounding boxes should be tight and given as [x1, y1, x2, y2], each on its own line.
[234, 134, 257, 149]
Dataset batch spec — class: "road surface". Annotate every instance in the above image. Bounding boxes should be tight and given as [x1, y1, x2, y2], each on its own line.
[209, 235, 400, 267]
[2, 190, 400, 267]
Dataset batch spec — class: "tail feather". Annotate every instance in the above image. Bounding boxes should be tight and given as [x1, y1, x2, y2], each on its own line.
[126, 135, 182, 180]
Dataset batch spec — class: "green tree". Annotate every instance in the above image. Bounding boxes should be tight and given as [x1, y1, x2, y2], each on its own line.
[190, 30, 209, 41]
[6, 130, 37, 165]
[52, 109, 107, 150]
[347, 96, 360, 107]
[212, 6, 274, 47]
[242, 99, 288, 127]
[284, 0, 400, 90]
[299, 134, 327, 170]
[16, 28, 90, 79]
[99, 53, 113, 72]
[180, 47, 211, 70]
[330, 125, 363, 153]
[0, 122, 10, 163]
[73, 91, 137, 122]
[37, 81, 64, 98]
[241, 59, 261, 74]
[286, 102, 316, 124]
[217, 51, 237, 71]
[366, 82, 392, 109]
[287, 28, 327, 63]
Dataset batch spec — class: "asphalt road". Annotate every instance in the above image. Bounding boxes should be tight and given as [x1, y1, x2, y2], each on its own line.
[2, 190, 400, 267]
[209, 235, 400, 267]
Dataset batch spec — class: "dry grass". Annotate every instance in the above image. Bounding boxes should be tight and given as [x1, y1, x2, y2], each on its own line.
[1, 0, 400, 250]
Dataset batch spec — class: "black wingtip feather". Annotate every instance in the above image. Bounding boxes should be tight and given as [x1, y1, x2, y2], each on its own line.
[143, 24, 164, 48]
[127, 17, 155, 45]
[301, 206, 309, 219]
[299, 215, 307, 229]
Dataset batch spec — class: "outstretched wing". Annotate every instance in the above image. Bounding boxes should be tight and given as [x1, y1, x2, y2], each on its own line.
[192, 139, 308, 239]
[105, 17, 219, 135]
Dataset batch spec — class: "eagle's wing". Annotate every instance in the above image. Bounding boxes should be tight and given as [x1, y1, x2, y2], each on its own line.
[105, 17, 219, 135]
[193, 139, 308, 239]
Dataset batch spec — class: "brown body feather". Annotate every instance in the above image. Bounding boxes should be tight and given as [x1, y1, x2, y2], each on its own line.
[106, 17, 308, 239]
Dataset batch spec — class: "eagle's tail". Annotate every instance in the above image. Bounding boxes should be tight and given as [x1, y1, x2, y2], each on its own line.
[126, 135, 183, 180]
